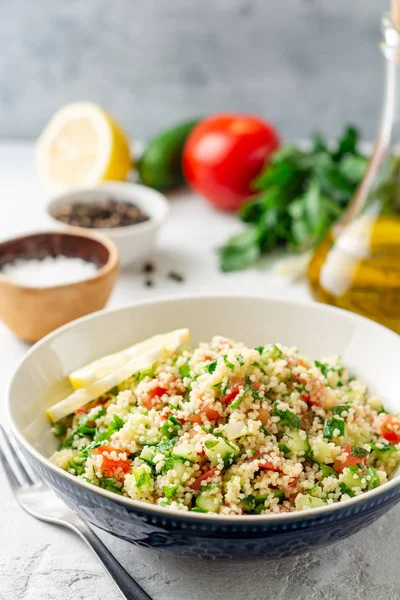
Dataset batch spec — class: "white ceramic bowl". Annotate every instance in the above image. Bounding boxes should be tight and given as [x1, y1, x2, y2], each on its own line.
[46, 182, 169, 267]
[6, 296, 400, 559]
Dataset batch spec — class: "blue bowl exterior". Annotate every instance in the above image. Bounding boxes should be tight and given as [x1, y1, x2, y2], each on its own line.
[24, 447, 400, 560]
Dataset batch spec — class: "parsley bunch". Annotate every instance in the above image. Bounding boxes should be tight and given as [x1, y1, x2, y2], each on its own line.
[219, 126, 368, 272]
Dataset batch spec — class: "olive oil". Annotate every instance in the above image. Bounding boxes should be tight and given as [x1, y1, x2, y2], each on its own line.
[308, 11, 400, 333]
[308, 214, 400, 332]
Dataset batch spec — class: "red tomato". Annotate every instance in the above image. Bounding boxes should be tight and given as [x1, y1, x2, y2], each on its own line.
[142, 385, 168, 409]
[188, 406, 220, 424]
[381, 415, 400, 444]
[220, 387, 240, 404]
[333, 444, 367, 474]
[190, 467, 218, 491]
[258, 460, 280, 472]
[93, 445, 131, 479]
[183, 113, 280, 212]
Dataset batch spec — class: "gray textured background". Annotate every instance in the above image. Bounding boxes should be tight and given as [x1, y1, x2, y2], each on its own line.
[0, 0, 388, 141]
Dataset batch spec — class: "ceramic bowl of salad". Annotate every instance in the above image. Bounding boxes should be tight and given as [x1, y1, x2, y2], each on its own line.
[7, 296, 400, 560]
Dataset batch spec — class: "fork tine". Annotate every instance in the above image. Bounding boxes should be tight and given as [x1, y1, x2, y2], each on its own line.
[6, 429, 40, 484]
[0, 442, 22, 490]
[0, 425, 36, 486]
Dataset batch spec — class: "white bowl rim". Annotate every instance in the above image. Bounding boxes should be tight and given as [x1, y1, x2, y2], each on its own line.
[6, 293, 400, 524]
[46, 181, 170, 238]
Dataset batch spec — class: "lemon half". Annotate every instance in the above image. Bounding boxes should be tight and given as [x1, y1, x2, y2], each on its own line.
[36, 102, 132, 194]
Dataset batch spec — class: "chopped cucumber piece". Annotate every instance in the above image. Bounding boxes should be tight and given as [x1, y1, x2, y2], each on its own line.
[172, 440, 198, 462]
[139, 445, 157, 465]
[195, 489, 222, 513]
[340, 467, 363, 490]
[133, 465, 153, 490]
[204, 437, 239, 467]
[311, 438, 337, 464]
[222, 420, 247, 440]
[295, 494, 327, 510]
[371, 443, 399, 465]
[320, 464, 338, 478]
[163, 457, 189, 479]
[366, 467, 380, 490]
[280, 429, 310, 457]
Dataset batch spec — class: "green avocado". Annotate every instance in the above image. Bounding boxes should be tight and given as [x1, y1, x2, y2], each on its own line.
[138, 119, 199, 191]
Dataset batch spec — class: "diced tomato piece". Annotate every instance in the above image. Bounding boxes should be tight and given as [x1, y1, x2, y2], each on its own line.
[142, 386, 168, 409]
[303, 394, 322, 407]
[188, 406, 220, 424]
[288, 476, 299, 487]
[258, 460, 280, 471]
[257, 408, 269, 426]
[381, 415, 400, 444]
[93, 445, 131, 478]
[297, 358, 309, 368]
[221, 387, 240, 404]
[333, 444, 367, 473]
[75, 407, 89, 415]
[256, 452, 280, 471]
[190, 467, 218, 490]
[150, 386, 168, 398]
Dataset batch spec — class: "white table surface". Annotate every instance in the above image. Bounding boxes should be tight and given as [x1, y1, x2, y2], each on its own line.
[0, 142, 399, 600]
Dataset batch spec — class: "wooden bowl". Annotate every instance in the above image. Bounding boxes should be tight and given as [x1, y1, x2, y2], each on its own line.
[0, 229, 119, 342]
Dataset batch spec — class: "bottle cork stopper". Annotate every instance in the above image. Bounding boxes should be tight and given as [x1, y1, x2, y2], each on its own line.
[392, 0, 400, 30]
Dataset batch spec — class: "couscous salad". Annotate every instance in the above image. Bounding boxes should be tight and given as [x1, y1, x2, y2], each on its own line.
[48, 329, 400, 515]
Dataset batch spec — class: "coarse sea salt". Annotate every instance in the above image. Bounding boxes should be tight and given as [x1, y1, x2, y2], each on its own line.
[1, 255, 98, 287]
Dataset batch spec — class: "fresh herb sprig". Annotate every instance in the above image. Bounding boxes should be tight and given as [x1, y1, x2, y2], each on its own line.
[219, 126, 368, 272]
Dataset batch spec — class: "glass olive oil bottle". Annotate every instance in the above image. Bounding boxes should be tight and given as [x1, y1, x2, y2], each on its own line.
[308, 11, 400, 333]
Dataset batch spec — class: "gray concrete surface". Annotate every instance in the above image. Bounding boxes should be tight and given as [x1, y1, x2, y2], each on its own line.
[0, 0, 388, 141]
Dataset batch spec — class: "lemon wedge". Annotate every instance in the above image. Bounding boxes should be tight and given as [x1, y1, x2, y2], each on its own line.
[69, 328, 190, 390]
[36, 102, 132, 194]
[47, 347, 162, 423]
[46, 328, 190, 422]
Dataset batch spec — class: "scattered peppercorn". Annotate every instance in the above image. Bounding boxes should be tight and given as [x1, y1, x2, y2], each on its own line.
[144, 279, 154, 287]
[53, 198, 150, 229]
[142, 261, 155, 274]
[168, 270, 185, 282]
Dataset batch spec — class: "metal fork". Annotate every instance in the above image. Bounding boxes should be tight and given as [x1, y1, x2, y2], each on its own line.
[0, 425, 153, 600]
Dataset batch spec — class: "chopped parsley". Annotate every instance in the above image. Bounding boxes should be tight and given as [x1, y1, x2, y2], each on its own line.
[339, 482, 355, 497]
[237, 354, 244, 366]
[98, 476, 122, 494]
[223, 355, 235, 371]
[278, 443, 291, 456]
[160, 415, 183, 439]
[207, 360, 218, 374]
[60, 422, 96, 449]
[323, 416, 345, 439]
[350, 445, 369, 459]
[241, 495, 256, 512]
[314, 360, 329, 378]
[94, 414, 124, 442]
[331, 405, 349, 416]
[273, 402, 301, 429]
[163, 484, 180, 499]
